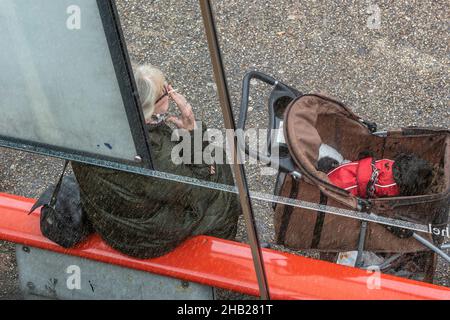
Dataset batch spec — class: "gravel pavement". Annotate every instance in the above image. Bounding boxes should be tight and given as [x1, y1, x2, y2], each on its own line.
[0, 0, 448, 299]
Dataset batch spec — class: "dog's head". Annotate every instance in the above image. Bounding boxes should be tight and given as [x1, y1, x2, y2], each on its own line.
[317, 156, 340, 173]
[393, 153, 433, 196]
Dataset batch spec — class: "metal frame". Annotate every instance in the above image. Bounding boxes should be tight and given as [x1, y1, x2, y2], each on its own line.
[96, 0, 153, 169]
[199, 0, 270, 300]
[0, 0, 153, 170]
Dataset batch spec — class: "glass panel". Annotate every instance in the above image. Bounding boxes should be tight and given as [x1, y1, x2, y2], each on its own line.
[213, 0, 449, 292]
[1, 0, 447, 300]
[0, 0, 141, 162]
[1, 0, 248, 300]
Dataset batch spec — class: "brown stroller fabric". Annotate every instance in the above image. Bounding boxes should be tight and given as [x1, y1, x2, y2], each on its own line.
[275, 94, 450, 253]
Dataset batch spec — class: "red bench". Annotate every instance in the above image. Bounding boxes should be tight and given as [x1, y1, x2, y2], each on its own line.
[0, 192, 449, 300]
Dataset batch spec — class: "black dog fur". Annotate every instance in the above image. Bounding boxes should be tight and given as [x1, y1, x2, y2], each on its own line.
[393, 153, 433, 196]
[317, 157, 340, 173]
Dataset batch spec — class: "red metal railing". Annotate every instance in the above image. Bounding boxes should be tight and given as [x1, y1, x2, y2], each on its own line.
[0, 192, 449, 300]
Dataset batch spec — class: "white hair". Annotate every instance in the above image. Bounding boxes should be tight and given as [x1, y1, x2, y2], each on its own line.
[133, 64, 166, 121]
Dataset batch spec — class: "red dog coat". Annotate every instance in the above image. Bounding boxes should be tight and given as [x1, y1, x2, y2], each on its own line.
[327, 157, 399, 198]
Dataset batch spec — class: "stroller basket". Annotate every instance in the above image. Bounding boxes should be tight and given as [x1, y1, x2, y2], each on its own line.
[238, 71, 450, 281]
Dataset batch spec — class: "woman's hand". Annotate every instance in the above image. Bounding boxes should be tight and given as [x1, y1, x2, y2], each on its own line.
[166, 85, 197, 131]
[153, 91, 170, 116]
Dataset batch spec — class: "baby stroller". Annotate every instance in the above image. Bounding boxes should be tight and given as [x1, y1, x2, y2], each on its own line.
[238, 71, 450, 283]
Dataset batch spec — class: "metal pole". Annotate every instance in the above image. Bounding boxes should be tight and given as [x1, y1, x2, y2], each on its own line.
[355, 221, 368, 268]
[199, 0, 270, 300]
[413, 233, 450, 263]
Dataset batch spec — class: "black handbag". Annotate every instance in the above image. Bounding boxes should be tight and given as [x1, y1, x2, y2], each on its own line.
[29, 161, 93, 248]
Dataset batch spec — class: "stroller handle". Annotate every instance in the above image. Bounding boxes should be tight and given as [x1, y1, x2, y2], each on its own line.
[238, 71, 295, 130]
[237, 71, 301, 175]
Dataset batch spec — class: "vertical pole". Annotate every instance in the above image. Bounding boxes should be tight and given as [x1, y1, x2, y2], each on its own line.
[199, 0, 270, 300]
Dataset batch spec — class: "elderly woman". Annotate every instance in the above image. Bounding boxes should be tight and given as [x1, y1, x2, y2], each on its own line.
[71, 64, 240, 259]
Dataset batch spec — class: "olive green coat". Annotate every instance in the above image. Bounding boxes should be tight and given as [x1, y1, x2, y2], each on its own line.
[72, 124, 240, 259]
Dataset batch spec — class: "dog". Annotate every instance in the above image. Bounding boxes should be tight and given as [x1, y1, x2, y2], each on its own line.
[318, 149, 433, 197]
[317, 146, 435, 275]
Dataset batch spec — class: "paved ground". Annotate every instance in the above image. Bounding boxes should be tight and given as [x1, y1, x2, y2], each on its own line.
[0, 0, 449, 299]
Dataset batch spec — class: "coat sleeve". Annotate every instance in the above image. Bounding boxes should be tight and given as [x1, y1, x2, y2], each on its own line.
[148, 124, 241, 239]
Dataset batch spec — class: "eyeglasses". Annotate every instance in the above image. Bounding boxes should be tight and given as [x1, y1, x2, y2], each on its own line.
[155, 86, 169, 105]
[151, 85, 173, 124]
